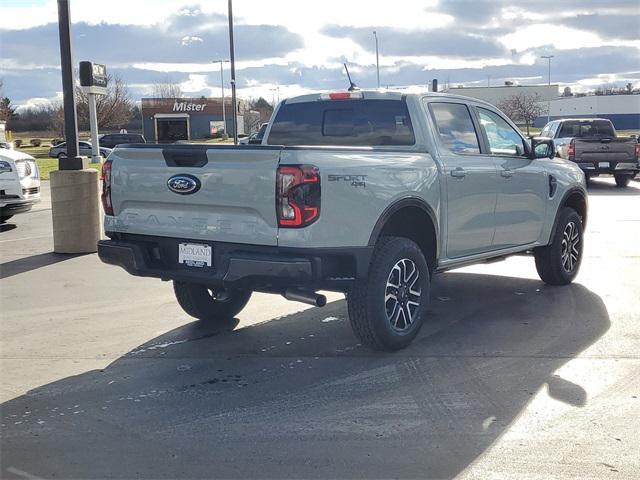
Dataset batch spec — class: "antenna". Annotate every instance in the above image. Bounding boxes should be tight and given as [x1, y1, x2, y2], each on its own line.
[343, 63, 359, 92]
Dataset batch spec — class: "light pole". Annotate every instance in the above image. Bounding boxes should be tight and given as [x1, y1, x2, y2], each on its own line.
[57, 0, 80, 169]
[212, 59, 229, 139]
[541, 55, 554, 123]
[373, 31, 380, 89]
[270, 85, 280, 104]
[228, 0, 238, 144]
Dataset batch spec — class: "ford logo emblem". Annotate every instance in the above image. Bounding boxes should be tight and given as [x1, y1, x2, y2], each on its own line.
[167, 174, 201, 195]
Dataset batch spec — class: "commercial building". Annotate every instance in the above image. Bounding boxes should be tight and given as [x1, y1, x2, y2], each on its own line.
[534, 94, 640, 130]
[443, 84, 559, 106]
[141, 97, 246, 143]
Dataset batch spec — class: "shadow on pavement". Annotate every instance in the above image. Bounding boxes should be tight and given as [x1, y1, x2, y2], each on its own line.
[0, 223, 17, 233]
[0, 252, 85, 280]
[0, 272, 609, 479]
[587, 178, 640, 196]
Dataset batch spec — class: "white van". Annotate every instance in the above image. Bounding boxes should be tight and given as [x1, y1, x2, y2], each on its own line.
[0, 148, 40, 223]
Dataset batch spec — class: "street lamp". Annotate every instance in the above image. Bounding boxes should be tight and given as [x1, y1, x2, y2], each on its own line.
[270, 85, 280, 105]
[212, 59, 229, 139]
[541, 55, 554, 123]
[228, 0, 238, 144]
[373, 31, 380, 89]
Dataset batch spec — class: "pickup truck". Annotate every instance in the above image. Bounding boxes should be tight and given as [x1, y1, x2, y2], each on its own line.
[98, 91, 588, 351]
[540, 118, 639, 187]
[0, 148, 40, 223]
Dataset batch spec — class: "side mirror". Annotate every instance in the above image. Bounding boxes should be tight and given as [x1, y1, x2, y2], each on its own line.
[530, 137, 555, 160]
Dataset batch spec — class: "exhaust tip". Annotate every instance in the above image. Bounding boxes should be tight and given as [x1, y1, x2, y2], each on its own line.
[283, 289, 327, 307]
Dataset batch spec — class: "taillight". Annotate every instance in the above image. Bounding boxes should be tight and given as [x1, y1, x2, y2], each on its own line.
[635, 142, 640, 160]
[319, 91, 363, 101]
[568, 140, 575, 161]
[276, 165, 320, 228]
[101, 159, 113, 216]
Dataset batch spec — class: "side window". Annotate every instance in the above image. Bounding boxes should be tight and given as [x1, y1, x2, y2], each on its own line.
[540, 124, 551, 137]
[428, 102, 480, 154]
[478, 108, 527, 156]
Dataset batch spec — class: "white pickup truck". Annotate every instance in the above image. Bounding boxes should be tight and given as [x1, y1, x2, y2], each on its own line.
[0, 148, 40, 223]
[98, 91, 587, 350]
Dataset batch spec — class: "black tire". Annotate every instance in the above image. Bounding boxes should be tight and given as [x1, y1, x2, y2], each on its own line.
[347, 236, 431, 351]
[614, 175, 630, 188]
[0, 215, 13, 223]
[57, 152, 65, 159]
[173, 282, 252, 322]
[534, 207, 583, 285]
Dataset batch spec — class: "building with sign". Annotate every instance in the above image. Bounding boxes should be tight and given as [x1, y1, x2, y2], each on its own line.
[141, 97, 247, 143]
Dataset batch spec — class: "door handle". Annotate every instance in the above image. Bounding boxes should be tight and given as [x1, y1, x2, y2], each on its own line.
[500, 169, 514, 178]
[451, 167, 467, 178]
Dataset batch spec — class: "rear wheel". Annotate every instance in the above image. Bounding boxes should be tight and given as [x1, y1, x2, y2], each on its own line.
[0, 215, 13, 223]
[534, 207, 583, 285]
[173, 282, 252, 323]
[614, 174, 631, 188]
[347, 236, 431, 351]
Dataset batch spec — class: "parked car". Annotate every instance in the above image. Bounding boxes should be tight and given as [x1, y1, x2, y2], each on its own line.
[98, 133, 146, 149]
[48, 141, 112, 159]
[540, 118, 639, 187]
[98, 90, 587, 351]
[0, 148, 40, 223]
[239, 123, 268, 145]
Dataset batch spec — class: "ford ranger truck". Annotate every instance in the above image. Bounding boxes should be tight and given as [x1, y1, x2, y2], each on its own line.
[540, 118, 639, 187]
[98, 91, 588, 351]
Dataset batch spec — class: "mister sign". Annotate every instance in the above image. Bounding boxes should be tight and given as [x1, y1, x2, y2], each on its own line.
[79, 61, 107, 95]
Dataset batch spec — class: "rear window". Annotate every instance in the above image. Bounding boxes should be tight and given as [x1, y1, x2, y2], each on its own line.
[558, 120, 615, 138]
[267, 99, 415, 146]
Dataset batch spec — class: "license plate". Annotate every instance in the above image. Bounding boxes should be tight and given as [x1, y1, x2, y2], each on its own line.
[598, 162, 610, 168]
[178, 243, 212, 268]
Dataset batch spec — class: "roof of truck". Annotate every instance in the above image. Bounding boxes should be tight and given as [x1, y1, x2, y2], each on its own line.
[284, 90, 496, 108]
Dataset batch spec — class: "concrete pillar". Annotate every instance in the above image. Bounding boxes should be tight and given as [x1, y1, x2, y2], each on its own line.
[50, 167, 102, 254]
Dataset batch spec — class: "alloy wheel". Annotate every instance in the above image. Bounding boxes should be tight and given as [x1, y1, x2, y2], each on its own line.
[384, 258, 422, 332]
[561, 221, 580, 273]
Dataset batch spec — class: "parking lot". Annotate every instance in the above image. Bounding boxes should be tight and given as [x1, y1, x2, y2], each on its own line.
[1, 178, 639, 479]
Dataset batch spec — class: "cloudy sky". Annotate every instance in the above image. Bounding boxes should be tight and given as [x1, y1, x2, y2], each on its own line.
[1, 0, 639, 110]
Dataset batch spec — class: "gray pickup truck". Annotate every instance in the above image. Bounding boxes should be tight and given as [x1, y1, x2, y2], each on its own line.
[540, 118, 639, 187]
[98, 91, 587, 350]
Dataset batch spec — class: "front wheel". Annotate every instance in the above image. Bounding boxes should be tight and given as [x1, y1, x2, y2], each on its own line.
[0, 215, 13, 223]
[173, 282, 252, 323]
[347, 236, 431, 351]
[534, 207, 584, 285]
[614, 175, 631, 188]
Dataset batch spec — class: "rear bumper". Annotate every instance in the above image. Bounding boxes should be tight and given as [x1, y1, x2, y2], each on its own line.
[0, 199, 39, 216]
[98, 233, 373, 292]
[576, 161, 639, 176]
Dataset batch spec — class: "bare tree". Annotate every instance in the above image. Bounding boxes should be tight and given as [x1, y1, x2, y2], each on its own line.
[49, 74, 134, 134]
[151, 79, 183, 98]
[497, 93, 546, 135]
[75, 74, 134, 131]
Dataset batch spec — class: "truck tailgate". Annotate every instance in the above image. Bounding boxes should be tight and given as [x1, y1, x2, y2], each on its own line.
[575, 138, 636, 163]
[106, 145, 283, 246]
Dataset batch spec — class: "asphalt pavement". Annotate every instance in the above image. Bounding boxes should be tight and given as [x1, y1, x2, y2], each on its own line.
[1, 179, 639, 479]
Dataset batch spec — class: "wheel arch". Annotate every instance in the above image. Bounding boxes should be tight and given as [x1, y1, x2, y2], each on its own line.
[368, 197, 439, 271]
[549, 187, 588, 242]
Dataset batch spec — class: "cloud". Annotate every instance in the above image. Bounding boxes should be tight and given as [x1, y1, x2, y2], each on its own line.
[0, 8, 304, 66]
[322, 25, 507, 59]
[559, 14, 640, 40]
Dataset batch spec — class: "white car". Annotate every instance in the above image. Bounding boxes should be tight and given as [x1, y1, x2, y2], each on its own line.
[0, 148, 41, 223]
